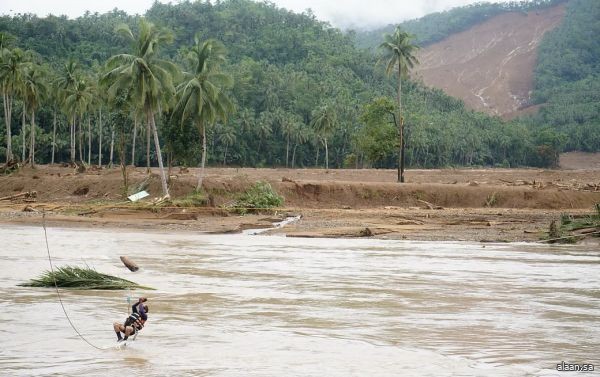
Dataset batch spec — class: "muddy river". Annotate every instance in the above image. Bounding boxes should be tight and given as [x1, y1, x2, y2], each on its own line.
[0, 226, 598, 376]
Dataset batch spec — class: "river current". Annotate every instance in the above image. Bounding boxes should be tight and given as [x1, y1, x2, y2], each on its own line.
[0, 225, 598, 376]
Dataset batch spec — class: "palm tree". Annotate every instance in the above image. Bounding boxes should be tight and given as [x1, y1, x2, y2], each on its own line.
[47, 77, 61, 165]
[130, 107, 142, 166]
[172, 34, 233, 190]
[0, 32, 15, 51]
[0, 48, 29, 163]
[63, 77, 94, 164]
[218, 125, 236, 166]
[256, 112, 273, 158]
[103, 19, 178, 198]
[379, 26, 419, 183]
[90, 71, 105, 167]
[291, 122, 309, 168]
[310, 104, 337, 170]
[280, 113, 301, 168]
[55, 59, 81, 163]
[85, 81, 98, 166]
[22, 65, 47, 168]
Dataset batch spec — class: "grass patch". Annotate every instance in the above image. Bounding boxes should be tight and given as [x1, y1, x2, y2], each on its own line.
[231, 181, 283, 215]
[545, 204, 600, 243]
[19, 266, 153, 290]
[561, 206, 600, 233]
[171, 190, 208, 207]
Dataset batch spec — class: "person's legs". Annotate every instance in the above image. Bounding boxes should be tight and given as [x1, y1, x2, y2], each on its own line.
[123, 326, 135, 340]
[113, 322, 125, 341]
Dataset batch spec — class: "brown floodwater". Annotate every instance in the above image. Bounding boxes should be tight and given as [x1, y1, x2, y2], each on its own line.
[0, 225, 598, 376]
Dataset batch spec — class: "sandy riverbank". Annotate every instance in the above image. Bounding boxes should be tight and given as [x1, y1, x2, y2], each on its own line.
[1, 165, 598, 242]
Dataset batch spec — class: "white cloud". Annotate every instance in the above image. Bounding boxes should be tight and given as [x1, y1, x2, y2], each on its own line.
[0, 0, 510, 29]
[272, 0, 508, 29]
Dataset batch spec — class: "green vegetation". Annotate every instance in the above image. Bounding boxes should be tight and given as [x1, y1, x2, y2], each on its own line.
[172, 190, 208, 207]
[20, 266, 152, 290]
[0, 0, 588, 175]
[232, 181, 283, 214]
[356, 0, 600, 157]
[378, 26, 419, 182]
[525, 0, 600, 153]
[546, 204, 600, 243]
[560, 204, 600, 232]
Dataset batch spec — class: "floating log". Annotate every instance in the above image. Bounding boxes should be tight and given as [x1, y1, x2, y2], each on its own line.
[120, 256, 139, 272]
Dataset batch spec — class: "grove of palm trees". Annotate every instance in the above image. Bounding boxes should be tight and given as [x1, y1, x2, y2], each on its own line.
[2, 0, 584, 178]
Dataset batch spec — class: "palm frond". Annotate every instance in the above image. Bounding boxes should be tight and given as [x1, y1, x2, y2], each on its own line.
[19, 266, 153, 290]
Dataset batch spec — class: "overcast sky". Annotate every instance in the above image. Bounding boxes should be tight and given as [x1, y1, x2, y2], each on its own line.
[0, 0, 508, 30]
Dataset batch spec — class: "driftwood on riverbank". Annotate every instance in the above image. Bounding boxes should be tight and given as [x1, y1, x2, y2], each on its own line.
[0, 160, 22, 175]
[0, 191, 37, 202]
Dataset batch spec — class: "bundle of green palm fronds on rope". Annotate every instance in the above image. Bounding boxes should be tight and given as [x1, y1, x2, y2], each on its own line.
[19, 266, 153, 290]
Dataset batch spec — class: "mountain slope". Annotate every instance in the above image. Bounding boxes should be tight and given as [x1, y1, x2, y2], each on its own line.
[413, 3, 566, 118]
[528, 0, 600, 152]
[354, 0, 567, 50]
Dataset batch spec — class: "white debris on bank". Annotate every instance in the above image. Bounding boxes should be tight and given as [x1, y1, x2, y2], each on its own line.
[243, 215, 302, 236]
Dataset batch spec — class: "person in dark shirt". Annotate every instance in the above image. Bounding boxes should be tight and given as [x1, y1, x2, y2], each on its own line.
[113, 297, 148, 342]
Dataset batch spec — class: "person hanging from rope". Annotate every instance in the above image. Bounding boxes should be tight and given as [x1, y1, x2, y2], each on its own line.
[113, 297, 148, 342]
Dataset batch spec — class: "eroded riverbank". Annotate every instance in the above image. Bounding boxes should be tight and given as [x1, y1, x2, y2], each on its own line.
[1, 166, 599, 242]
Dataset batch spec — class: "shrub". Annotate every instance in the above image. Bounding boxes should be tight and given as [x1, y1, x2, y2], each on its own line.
[233, 181, 283, 214]
[173, 190, 208, 207]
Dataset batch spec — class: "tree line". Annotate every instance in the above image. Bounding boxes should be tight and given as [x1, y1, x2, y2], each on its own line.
[1, 0, 570, 191]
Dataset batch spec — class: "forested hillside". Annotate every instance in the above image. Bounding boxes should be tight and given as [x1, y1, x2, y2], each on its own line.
[356, 0, 599, 154]
[526, 0, 600, 152]
[0, 0, 568, 174]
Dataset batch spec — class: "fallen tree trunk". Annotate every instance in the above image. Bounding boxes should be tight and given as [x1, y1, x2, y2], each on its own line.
[120, 256, 139, 272]
[0, 191, 37, 201]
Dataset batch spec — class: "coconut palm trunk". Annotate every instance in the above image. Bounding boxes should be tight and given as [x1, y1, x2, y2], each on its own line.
[72, 117, 76, 163]
[292, 144, 298, 168]
[147, 109, 169, 198]
[286, 134, 290, 168]
[28, 110, 35, 167]
[131, 115, 138, 166]
[78, 117, 83, 163]
[146, 121, 151, 172]
[21, 109, 26, 162]
[87, 116, 91, 166]
[51, 111, 57, 164]
[197, 124, 207, 190]
[98, 109, 102, 166]
[324, 138, 329, 170]
[3, 91, 13, 162]
[397, 64, 404, 183]
[109, 127, 115, 168]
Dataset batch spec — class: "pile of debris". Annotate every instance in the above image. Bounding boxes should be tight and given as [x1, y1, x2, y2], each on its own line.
[0, 160, 21, 175]
[500, 179, 600, 192]
[0, 191, 37, 203]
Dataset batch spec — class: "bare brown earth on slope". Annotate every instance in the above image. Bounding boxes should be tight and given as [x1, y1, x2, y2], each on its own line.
[414, 4, 566, 119]
[1, 163, 599, 242]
